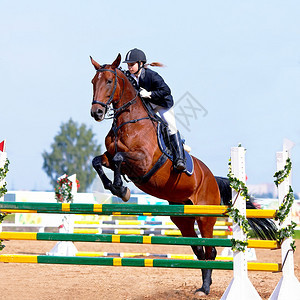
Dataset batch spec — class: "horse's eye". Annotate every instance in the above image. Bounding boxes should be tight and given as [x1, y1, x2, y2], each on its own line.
[107, 79, 113, 85]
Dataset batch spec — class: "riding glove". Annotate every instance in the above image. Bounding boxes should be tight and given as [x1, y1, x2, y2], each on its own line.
[139, 88, 152, 99]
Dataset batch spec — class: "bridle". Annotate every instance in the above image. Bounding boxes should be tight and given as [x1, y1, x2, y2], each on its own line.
[91, 66, 158, 154]
[91, 66, 119, 109]
[91, 66, 142, 119]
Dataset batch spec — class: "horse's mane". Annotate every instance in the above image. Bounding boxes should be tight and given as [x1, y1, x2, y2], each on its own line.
[117, 67, 139, 90]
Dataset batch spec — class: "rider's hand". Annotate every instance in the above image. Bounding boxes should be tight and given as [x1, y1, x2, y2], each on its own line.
[139, 88, 152, 99]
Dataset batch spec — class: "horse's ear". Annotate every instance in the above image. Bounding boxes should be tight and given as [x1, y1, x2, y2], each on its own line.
[90, 56, 101, 70]
[111, 53, 121, 69]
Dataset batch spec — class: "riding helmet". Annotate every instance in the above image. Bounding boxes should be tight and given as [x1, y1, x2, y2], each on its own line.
[123, 48, 147, 63]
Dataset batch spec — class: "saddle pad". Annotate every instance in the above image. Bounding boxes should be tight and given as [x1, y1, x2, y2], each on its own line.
[157, 123, 194, 176]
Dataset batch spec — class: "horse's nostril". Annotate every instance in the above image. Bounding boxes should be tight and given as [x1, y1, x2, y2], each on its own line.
[97, 108, 103, 114]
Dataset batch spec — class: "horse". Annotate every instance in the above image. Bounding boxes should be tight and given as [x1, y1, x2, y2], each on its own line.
[90, 54, 277, 296]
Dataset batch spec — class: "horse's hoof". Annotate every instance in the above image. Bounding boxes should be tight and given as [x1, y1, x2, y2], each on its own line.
[122, 187, 131, 202]
[194, 288, 208, 298]
[194, 291, 207, 298]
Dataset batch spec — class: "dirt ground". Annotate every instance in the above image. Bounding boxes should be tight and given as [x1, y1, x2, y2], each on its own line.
[0, 239, 299, 300]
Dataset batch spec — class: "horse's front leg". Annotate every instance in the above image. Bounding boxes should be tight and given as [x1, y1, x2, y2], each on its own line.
[92, 152, 130, 202]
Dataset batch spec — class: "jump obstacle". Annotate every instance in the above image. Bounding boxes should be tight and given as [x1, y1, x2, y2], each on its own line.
[0, 201, 277, 218]
[0, 145, 300, 299]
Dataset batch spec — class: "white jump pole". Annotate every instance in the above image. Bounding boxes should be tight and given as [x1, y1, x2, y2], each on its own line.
[269, 149, 300, 299]
[61, 174, 76, 235]
[221, 147, 261, 300]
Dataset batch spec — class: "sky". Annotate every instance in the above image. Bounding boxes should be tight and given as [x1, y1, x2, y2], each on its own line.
[1, 0, 300, 194]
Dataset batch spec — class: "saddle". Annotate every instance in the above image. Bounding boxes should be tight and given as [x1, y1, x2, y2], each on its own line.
[157, 123, 194, 176]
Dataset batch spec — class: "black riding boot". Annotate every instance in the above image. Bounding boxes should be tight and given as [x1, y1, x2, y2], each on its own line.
[170, 131, 186, 171]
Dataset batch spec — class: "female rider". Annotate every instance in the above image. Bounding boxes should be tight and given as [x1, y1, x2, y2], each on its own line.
[123, 48, 186, 171]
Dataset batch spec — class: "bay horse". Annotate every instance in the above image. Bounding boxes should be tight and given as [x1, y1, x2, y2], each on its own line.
[90, 54, 276, 296]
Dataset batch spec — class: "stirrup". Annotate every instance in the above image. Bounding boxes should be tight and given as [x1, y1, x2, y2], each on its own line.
[174, 159, 186, 171]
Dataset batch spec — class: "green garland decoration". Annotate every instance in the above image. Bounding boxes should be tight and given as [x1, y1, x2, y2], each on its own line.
[227, 160, 251, 202]
[0, 182, 7, 199]
[0, 158, 9, 251]
[275, 185, 295, 224]
[227, 207, 251, 236]
[0, 159, 9, 198]
[227, 156, 251, 252]
[276, 222, 297, 251]
[227, 152, 296, 252]
[290, 239, 296, 252]
[0, 212, 6, 250]
[231, 239, 248, 252]
[274, 157, 296, 250]
[274, 157, 292, 187]
[0, 158, 9, 180]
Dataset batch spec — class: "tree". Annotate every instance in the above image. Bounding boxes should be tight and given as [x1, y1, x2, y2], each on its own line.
[42, 119, 101, 192]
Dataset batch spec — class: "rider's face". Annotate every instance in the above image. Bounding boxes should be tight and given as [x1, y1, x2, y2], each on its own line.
[127, 62, 139, 75]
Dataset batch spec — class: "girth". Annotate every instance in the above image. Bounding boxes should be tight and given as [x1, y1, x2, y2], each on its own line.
[128, 153, 168, 185]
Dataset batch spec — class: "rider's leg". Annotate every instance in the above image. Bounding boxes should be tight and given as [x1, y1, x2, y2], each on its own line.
[152, 105, 186, 171]
[169, 130, 186, 171]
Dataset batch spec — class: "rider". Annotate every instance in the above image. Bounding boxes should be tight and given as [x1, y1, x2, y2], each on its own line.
[123, 48, 186, 171]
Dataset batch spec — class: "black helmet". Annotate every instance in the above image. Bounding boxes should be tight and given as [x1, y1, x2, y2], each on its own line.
[123, 48, 147, 63]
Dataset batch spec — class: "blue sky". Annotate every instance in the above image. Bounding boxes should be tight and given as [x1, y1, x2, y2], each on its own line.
[1, 0, 300, 193]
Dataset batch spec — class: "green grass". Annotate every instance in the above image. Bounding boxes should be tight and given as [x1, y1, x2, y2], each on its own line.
[294, 230, 300, 240]
[1, 213, 15, 223]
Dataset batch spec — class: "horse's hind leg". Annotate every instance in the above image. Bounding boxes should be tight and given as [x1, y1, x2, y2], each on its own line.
[194, 216, 217, 296]
[170, 215, 215, 296]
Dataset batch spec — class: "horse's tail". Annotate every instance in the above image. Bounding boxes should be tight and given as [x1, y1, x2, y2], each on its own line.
[215, 176, 277, 240]
[215, 176, 232, 205]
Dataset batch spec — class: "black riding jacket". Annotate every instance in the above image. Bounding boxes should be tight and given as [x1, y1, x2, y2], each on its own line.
[137, 68, 174, 108]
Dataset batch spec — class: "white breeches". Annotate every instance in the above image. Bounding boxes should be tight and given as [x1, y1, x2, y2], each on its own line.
[151, 104, 177, 135]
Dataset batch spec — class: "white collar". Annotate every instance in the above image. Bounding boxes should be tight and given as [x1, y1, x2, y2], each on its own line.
[130, 72, 140, 84]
